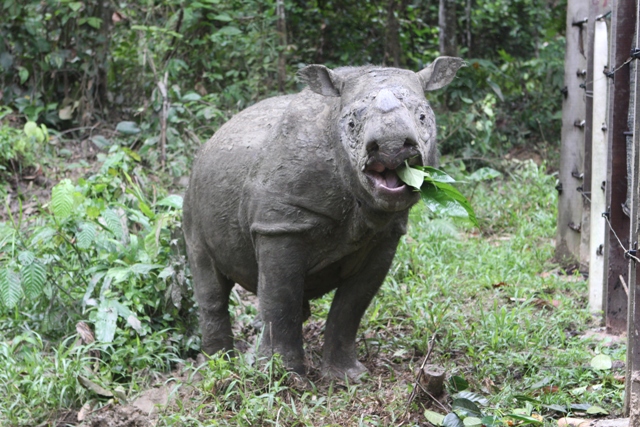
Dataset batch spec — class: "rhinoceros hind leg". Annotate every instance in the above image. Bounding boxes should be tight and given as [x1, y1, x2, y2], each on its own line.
[189, 246, 235, 356]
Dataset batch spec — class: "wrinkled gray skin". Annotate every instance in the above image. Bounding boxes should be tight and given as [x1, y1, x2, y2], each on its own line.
[183, 57, 463, 379]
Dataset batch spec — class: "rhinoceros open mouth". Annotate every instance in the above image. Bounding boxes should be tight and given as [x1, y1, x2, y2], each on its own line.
[364, 161, 408, 194]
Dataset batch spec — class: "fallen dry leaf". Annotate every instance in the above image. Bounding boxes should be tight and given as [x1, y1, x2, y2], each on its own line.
[613, 375, 625, 383]
[77, 402, 91, 422]
[76, 321, 95, 344]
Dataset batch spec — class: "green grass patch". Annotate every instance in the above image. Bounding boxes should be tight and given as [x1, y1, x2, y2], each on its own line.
[0, 158, 625, 426]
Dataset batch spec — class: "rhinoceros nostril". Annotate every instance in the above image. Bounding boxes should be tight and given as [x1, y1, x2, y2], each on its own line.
[366, 140, 379, 153]
[403, 138, 417, 148]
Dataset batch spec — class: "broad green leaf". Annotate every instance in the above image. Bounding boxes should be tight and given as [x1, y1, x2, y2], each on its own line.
[442, 413, 464, 427]
[569, 403, 592, 411]
[18, 66, 29, 84]
[397, 165, 477, 226]
[182, 92, 201, 101]
[68, 2, 83, 12]
[157, 195, 183, 209]
[76, 222, 97, 249]
[505, 414, 543, 425]
[397, 163, 426, 189]
[453, 391, 489, 406]
[590, 354, 612, 370]
[463, 417, 482, 427]
[51, 179, 75, 220]
[159, 266, 174, 280]
[452, 398, 482, 418]
[217, 26, 242, 36]
[90, 135, 111, 149]
[449, 375, 469, 392]
[481, 416, 499, 427]
[106, 266, 131, 284]
[20, 260, 46, 299]
[542, 404, 567, 413]
[86, 17, 102, 29]
[130, 263, 163, 275]
[138, 201, 155, 219]
[212, 13, 233, 21]
[424, 410, 445, 426]
[586, 406, 608, 415]
[115, 121, 141, 135]
[0, 268, 22, 308]
[421, 183, 479, 227]
[420, 166, 456, 183]
[95, 299, 118, 342]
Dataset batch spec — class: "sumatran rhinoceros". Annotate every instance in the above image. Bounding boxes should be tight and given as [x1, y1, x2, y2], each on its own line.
[183, 57, 463, 379]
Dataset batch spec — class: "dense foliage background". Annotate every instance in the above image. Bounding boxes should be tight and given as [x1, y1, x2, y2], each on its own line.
[0, 1, 591, 426]
[0, 0, 565, 166]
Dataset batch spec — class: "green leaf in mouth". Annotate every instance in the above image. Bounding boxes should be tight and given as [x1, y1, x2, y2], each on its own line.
[397, 162, 479, 227]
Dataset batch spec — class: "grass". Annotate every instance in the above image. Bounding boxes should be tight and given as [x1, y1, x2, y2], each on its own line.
[0, 160, 626, 426]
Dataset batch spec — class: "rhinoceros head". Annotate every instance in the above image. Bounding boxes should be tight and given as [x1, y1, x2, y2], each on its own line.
[298, 57, 464, 212]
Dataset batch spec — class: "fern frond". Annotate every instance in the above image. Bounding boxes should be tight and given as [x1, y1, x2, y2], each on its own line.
[0, 268, 22, 309]
[76, 222, 97, 249]
[102, 209, 123, 240]
[21, 260, 46, 299]
[51, 179, 74, 220]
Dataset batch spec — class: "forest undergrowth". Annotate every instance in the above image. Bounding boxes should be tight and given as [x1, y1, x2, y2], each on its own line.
[0, 153, 625, 426]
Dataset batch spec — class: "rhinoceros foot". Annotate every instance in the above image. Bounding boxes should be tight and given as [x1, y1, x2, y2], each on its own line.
[321, 359, 369, 382]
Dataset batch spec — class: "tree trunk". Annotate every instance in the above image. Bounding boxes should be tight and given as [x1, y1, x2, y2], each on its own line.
[276, 0, 287, 93]
[439, 0, 457, 56]
[385, 0, 401, 66]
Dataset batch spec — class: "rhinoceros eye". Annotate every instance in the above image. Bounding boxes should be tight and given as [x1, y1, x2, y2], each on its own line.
[348, 119, 355, 129]
[419, 113, 426, 122]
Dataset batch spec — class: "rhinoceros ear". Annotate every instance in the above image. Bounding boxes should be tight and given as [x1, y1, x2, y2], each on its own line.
[298, 65, 342, 97]
[417, 57, 465, 92]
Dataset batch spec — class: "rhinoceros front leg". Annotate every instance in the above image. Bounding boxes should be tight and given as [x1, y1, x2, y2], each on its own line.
[188, 245, 235, 356]
[255, 235, 307, 375]
[322, 236, 401, 380]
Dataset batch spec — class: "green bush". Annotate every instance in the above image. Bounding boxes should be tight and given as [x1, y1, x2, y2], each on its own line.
[0, 144, 198, 370]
